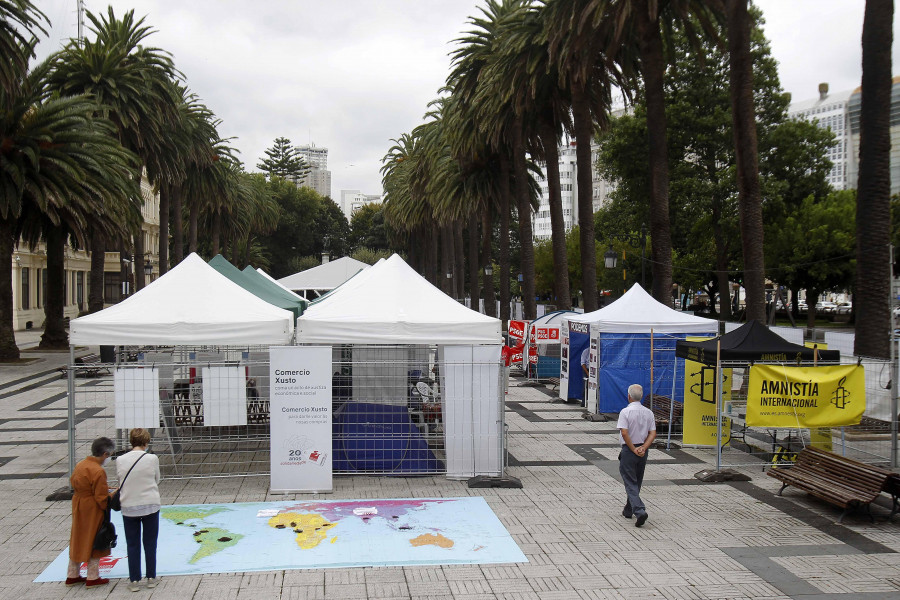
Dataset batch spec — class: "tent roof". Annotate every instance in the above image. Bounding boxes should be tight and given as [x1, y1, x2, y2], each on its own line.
[570, 283, 718, 333]
[70, 253, 294, 345]
[530, 310, 580, 327]
[674, 320, 840, 364]
[256, 268, 305, 301]
[296, 254, 502, 345]
[277, 256, 369, 292]
[241, 266, 308, 311]
[208, 255, 304, 319]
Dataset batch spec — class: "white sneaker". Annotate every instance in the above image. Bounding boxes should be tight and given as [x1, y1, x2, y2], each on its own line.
[146, 578, 158, 589]
[128, 581, 140, 592]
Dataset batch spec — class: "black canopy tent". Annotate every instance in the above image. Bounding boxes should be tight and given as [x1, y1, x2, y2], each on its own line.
[675, 320, 840, 365]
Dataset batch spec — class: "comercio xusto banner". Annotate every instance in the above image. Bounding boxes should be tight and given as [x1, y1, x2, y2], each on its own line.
[746, 364, 865, 427]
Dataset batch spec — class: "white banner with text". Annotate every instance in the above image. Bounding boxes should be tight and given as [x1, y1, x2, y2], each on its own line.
[269, 346, 333, 493]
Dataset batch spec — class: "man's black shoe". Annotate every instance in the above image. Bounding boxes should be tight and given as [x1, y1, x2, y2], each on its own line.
[622, 508, 632, 519]
[635, 513, 648, 527]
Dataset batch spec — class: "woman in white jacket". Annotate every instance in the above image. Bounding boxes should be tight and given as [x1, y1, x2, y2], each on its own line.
[116, 428, 161, 592]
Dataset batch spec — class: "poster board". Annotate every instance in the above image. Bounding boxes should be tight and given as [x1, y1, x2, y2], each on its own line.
[114, 367, 160, 429]
[269, 346, 333, 493]
[681, 337, 732, 446]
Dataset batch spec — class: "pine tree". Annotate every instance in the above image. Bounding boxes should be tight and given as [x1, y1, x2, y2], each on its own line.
[257, 137, 310, 184]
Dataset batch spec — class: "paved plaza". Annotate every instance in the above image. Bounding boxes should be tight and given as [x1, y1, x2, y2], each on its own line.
[1, 330, 899, 599]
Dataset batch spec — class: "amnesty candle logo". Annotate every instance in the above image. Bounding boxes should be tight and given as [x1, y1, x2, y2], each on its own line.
[746, 365, 865, 428]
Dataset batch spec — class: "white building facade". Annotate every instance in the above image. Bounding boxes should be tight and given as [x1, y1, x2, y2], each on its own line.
[296, 143, 332, 198]
[787, 83, 853, 190]
[532, 140, 613, 241]
[339, 190, 382, 222]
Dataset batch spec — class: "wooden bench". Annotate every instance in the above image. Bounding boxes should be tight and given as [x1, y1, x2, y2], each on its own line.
[58, 353, 111, 379]
[642, 394, 682, 432]
[767, 446, 895, 523]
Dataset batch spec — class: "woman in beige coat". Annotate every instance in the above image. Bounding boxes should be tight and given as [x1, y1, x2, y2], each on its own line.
[66, 437, 115, 587]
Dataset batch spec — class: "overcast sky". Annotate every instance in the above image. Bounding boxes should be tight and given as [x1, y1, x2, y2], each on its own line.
[35, 0, 898, 199]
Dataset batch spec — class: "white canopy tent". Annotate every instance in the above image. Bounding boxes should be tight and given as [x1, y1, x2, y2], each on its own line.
[256, 267, 306, 301]
[297, 254, 501, 345]
[277, 256, 369, 299]
[560, 284, 718, 407]
[297, 254, 503, 479]
[70, 253, 295, 346]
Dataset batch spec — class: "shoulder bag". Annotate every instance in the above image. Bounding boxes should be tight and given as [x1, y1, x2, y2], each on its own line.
[93, 506, 117, 550]
[109, 452, 145, 512]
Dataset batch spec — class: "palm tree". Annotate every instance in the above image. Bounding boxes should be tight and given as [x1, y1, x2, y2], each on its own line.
[488, 1, 574, 310]
[564, 0, 723, 305]
[854, 0, 893, 359]
[726, 0, 765, 322]
[543, 0, 628, 312]
[0, 0, 46, 96]
[0, 57, 140, 356]
[48, 7, 181, 304]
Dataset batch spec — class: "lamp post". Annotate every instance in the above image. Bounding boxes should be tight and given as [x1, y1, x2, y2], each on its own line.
[602, 223, 648, 295]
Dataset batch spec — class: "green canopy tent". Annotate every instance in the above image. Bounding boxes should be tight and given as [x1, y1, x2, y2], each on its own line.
[242, 266, 309, 314]
[208, 255, 306, 320]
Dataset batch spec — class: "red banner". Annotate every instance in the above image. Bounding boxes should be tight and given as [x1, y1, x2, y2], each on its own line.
[508, 320, 528, 341]
[532, 326, 560, 342]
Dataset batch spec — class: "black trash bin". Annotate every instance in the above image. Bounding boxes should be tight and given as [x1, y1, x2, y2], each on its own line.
[99, 345, 115, 363]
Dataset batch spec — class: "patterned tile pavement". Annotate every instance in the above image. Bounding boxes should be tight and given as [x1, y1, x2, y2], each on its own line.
[1, 331, 899, 599]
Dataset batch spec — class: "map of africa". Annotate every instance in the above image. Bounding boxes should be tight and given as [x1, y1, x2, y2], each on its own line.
[35, 497, 526, 582]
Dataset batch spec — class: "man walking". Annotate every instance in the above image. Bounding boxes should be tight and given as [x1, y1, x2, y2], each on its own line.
[617, 383, 656, 527]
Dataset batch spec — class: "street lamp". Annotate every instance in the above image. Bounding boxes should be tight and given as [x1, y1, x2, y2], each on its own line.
[602, 223, 648, 292]
[144, 260, 153, 278]
[484, 265, 493, 276]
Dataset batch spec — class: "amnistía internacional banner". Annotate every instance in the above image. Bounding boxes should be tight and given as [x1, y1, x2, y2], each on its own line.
[269, 346, 333, 493]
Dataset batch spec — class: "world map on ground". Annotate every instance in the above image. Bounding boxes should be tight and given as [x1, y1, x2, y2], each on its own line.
[35, 496, 526, 581]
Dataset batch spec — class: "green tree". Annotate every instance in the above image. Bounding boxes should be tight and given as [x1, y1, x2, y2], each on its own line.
[596, 9, 829, 319]
[0, 57, 140, 357]
[314, 197, 352, 260]
[349, 203, 390, 252]
[256, 179, 320, 277]
[257, 137, 310, 184]
[766, 190, 856, 328]
[0, 0, 46, 96]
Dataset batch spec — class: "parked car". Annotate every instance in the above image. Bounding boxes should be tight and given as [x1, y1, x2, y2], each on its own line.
[816, 301, 838, 314]
[835, 302, 852, 315]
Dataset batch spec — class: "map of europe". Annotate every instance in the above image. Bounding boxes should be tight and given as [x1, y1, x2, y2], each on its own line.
[36, 497, 526, 581]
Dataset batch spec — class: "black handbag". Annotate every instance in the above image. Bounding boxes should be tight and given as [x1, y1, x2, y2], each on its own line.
[93, 507, 117, 550]
[109, 453, 145, 512]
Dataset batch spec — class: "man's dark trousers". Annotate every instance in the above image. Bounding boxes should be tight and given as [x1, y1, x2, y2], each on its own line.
[619, 445, 648, 516]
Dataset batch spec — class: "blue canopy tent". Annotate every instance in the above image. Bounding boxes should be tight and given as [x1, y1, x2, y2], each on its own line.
[525, 310, 580, 379]
[563, 284, 718, 412]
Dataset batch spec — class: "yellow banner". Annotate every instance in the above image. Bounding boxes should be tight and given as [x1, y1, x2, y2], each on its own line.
[682, 336, 731, 446]
[747, 364, 865, 427]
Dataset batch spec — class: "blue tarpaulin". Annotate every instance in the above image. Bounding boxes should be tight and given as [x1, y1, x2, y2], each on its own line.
[332, 402, 443, 473]
[596, 333, 691, 413]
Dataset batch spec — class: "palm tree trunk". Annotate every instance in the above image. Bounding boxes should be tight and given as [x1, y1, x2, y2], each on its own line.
[637, 5, 674, 304]
[242, 233, 252, 267]
[159, 183, 169, 276]
[482, 204, 496, 317]
[0, 218, 20, 360]
[541, 120, 571, 310]
[441, 225, 453, 296]
[189, 201, 199, 254]
[133, 231, 145, 290]
[499, 158, 512, 323]
[468, 220, 479, 309]
[172, 184, 184, 264]
[727, 0, 766, 323]
[39, 226, 68, 349]
[572, 86, 598, 312]
[454, 221, 465, 300]
[426, 226, 439, 285]
[854, 0, 893, 359]
[512, 125, 536, 320]
[211, 211, 222, 257]
[88, 228, 106, 313]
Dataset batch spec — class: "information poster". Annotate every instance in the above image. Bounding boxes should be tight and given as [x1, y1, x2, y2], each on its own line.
[269, 346, 332, 493]
[586, 336, 598, 414]
[682, 337, 731, 447]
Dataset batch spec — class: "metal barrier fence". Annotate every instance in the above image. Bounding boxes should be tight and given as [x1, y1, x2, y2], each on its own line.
[68, 345, 506, 481]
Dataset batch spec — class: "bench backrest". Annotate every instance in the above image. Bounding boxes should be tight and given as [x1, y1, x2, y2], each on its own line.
[795, 447, 890, 495]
